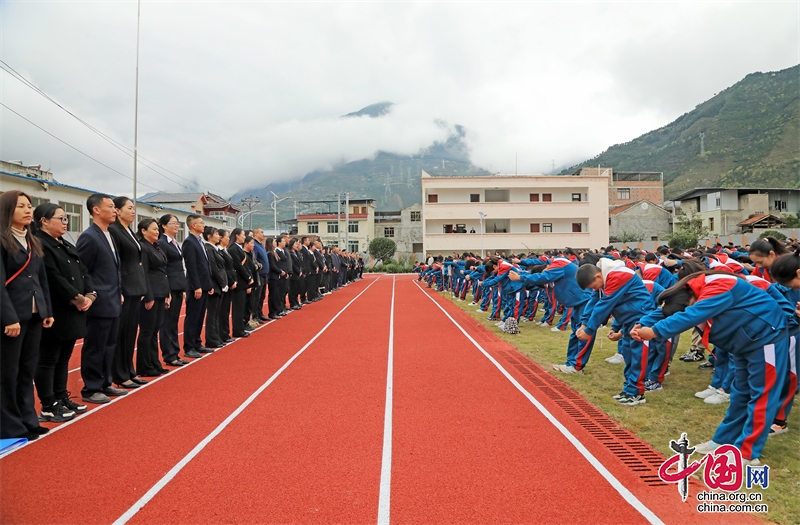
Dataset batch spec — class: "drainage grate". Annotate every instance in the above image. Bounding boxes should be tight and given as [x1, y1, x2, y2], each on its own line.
[493, 349, 670, 487]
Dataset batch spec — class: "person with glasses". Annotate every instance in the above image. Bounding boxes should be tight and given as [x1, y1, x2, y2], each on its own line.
[157, 215, 188, 367]
[33, 203, 94, 422]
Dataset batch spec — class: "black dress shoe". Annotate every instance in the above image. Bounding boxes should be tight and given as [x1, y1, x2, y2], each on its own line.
[16, 431, 38, 441]
[29, 426, 50, 435]
[302, 301, 312, 305]
[197, 346, 215, 354]
[269, 315, 280, 320]
[131, 377, 149, 385]
[166, 359, 185, 367]
[225, 338, 235, 343]
[178, 358, 191, 365]
[205, 344, 222, 349]
[158, 368, 170, 374]
[184, 350, 203, 359]
[234, 332, 250, 338]
[292, 306, 302, 311]
[117, 380, 140, 389]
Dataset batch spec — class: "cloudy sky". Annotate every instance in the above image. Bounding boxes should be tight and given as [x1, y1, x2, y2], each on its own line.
[1, 1, 797, 198]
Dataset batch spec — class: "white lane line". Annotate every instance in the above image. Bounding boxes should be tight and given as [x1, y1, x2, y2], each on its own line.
[414, 282, 666, 525]
[112, 277, 382, 525]
[377, 276, 395, 525]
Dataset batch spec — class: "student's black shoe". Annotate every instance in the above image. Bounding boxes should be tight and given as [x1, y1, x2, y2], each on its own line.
[184, 350, 203, 359]
[39, 401, 76, 423]
[62, 392, 88, 414]
[698, 361, 715, 370]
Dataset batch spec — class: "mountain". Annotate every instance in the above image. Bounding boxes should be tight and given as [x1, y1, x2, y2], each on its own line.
[562, 64, 800, 199]
[342, 101, 395, 118]
[231, 118, 488, 227]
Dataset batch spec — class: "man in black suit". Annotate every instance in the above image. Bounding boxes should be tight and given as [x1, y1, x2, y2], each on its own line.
[312, 240, 326, 300]
[157, 215, 188, 367]
[76, 194, 127, 404]
[300, 236, 316, 304]
[182, 215, 213, 358]
[228, 228, 253, 336]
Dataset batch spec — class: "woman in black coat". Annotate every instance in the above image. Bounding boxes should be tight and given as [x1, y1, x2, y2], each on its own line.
[136, 218, 171, 376]
[217, 230, 236, 343]
[0, 191, 54, 440]
[108, 197, 148, 389]
[228, 228, 252, 338]
[34, 204, 95, 422]
[203, 226, 227, 349]
[266, 237, 284, 319]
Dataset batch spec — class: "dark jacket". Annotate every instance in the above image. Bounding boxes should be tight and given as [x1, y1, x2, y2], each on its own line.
[219, 246, 236, 289]
[205, 243, 227, 295]
[244, 251, 258, 290]
[313, 248, 326, 272]
[157, 234, 187, 292]
[35, 230, 92, 341]
[1, 237, 53, 327]
[275, 247, 290, 279]
[289, 250, 303, 281]
[108, 222, 147, 297]
[253, 242, 270, 278]
[140, 240, 170, 302]
[301, 246, 315, 274]
[267, 251, 282, 281]
[76, 223, 122, 318]
[182, 233, 212, 292]
[228, 243, 252, 288]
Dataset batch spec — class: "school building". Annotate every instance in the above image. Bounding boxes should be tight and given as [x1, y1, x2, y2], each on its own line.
[295, 198, 376, 253]
[420, 170, 610, 255]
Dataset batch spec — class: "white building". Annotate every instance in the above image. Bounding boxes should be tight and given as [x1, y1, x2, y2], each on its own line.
[421, 170, 610, 255]
[0, 160, 227, 244]
[296, 198, 376, 253]
[373, 203, 423, 261]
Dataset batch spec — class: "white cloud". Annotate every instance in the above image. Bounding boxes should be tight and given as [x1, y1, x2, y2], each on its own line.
[1, 1, 797, 197]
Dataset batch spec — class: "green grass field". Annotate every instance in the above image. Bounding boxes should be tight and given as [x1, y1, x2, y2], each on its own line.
[437, 291, 800, 525]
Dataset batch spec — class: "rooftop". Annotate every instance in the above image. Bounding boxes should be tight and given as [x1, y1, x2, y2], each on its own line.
[673, 187, 800, 202]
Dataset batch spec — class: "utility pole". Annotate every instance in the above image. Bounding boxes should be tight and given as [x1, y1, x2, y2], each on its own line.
[132, 0, 141, 224]
[345, 192, 350, 252]
[337, 192, 342, 248]
[239, 195, 261, 230]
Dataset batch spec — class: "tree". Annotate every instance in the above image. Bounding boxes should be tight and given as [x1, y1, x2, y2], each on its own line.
[666, 212, 708, 250]
[758, 230, 787, 241]
[368, 237, 397, 265]
[781, 212, 800, 228]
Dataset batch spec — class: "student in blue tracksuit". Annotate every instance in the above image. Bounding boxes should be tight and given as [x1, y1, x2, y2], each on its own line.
[508, 257, 594, 373]
[576, 261, 655, 405]
[640, 279, 670, 390]
[632, 270, 789, 462]
[642, 254, 677, 289]
[766, 251, 800, 435]
[482, 259, 525, 326]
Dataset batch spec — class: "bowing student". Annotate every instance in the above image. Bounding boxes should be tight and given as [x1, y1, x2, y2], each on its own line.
[0, 191, 54, 440]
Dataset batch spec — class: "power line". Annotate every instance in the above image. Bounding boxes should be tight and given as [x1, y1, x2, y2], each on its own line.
[0, 59, 227, 195]
[0, 101, 164, 192]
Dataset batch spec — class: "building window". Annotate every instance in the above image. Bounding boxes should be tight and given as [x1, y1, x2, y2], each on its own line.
[412, 242, 423, 253]
[427, 194, 438, 203]
[617, 188, 630, 200]
[307, 222, 319, 234]
[327, 221, 338, 233]
[542, 223, 553, 233]
[384, 227, 395, 237]
[443, 224, 454, 233]
[572, 193, 581, 202]
[470, 193, 480, 203]
[348, 220, 359, 233]
[410, 211, 421, 221]
[572, 223, 582, 233]
[530, 193, 539, 202]
[360, 206, 367, 214]
[208, 211, 225, 220]
[59, 201, 82, 233]
[709, 217, 715, 232]
[456, 224, 466, 233]
[348, 240, 359, 252]
[530, 223, 540, 233]
[31, 196, 50, 208]
[715, 197, 721, 208]
[774, 200, 788, 211]
[542, 193, 552, 202]
[352, 206, 359, 214]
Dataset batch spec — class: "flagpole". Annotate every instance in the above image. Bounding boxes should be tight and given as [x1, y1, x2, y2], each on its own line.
[132, 0, 141, 223]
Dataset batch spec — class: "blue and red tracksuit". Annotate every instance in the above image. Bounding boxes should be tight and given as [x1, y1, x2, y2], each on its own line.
[642, 263, 676, 290]
[483, 261, 525, 322]
[647, 273, 789, 460]
[524, 287, 543, 320]
[582, 267, 655, 395]
[639, 280, 671, 383]
[520, 257, 594, 369]
[717, 253, 749, 275]
[770, 282, 800, 425]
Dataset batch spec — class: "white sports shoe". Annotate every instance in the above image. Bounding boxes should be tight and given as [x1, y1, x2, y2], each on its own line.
[552, 364, 583, 374]
[605, 353, 625, 364]
[695, 385, 717, 399]
[704, 390, 730, 405]
[495, 321, 506, 328]
[742, 458, 761, 466]
[538, 322, 550, 327]
[693, 440, 720, 455]
[551, 326, 562, 332]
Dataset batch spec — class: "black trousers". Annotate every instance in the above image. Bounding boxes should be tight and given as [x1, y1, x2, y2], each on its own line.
[159, 290, 183, 362]
[267, 279, 281, 317]
[219, 290, 232, 341]
[81, 316, 120, 397]
[184, 292, 207, 352]
[257, 281, 267, 317]
[249, 283, 262, 319]
[205, 292, 222, 347]
[35, 335, 77, 406]
[280, 278, 290, 311]
[137, 298, 166, 375]
[112, 296, 141, 384]
[1, 315, 42, 438]
[289, 279, 302, 307]
[231, 288, 248, 337]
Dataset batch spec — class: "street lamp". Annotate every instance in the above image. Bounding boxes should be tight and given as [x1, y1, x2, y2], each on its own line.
[270, 191, 289, 232]
[478, 211, 487, 258]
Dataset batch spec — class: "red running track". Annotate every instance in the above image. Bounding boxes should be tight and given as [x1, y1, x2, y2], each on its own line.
[0, 275, 762, 525]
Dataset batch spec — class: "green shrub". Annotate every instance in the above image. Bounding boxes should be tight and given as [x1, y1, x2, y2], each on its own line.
[667, 232, 698, 250]
[758, 230, 787, 240]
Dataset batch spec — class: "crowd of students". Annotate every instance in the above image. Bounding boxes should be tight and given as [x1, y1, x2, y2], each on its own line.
[417, 239, 800, 464]
[0, 190, 364, 441]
